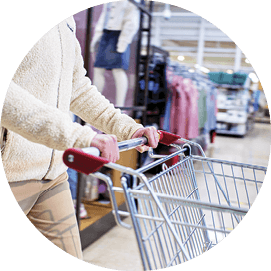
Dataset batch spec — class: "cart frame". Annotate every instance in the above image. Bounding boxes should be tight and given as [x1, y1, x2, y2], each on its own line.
[63, 132, 267, 270]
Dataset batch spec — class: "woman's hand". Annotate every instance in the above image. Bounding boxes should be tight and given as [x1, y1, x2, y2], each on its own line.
[90, 126, 159, 162]
[131, 127, 159, 153]
[90, 134, 119, 162]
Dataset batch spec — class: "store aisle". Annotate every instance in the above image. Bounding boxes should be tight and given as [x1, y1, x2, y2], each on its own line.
[207, 122, 271, 167]
[82, 122, 271, 271]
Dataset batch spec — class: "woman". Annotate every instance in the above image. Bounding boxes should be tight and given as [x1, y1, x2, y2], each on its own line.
[1, 16, 158, 259]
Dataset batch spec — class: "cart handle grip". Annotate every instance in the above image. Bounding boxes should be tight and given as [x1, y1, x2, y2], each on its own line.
[63, 130, 181, 174]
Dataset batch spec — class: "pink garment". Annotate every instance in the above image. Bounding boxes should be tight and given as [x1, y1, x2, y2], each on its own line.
[169, 75, 184, 137]
[166, 69, 175, 84]
[169, 76, 199, 139]
[184, 79, 199, 139]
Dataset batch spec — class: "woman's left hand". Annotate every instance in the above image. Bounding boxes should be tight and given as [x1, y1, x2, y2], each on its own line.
[131, 126, 159, 153]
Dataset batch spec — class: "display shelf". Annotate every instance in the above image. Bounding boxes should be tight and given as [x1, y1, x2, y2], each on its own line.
[216, 130, 245, 136]
[254, 116, 270, 124]
[214, 84, 247, 89]
[80, 203, 127, 250]
[80, 204, 111, 231]
[216, 83, 254, 136]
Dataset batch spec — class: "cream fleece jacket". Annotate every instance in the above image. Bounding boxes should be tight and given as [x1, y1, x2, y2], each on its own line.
[1, 16, 143, 182]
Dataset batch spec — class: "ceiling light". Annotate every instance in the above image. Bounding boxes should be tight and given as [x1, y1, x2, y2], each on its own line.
[194, 64, 210, 73]
[200, 66, 210, 73]
[177, 56, 185, 61]
[163, 4, 171, 20]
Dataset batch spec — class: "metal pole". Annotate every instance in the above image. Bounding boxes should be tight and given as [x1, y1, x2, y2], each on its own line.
[197, 18, 205, 71]
[134, 5, 144, 119]
[84, 8, 92, 77]
[234, 46, 242, 72]
[142, 1, 153, 126]
[76, 8, 92, 226]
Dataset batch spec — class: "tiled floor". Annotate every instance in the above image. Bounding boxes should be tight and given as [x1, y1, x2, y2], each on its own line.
[83, 216, 142, 271]
[82, 122, 271, 270]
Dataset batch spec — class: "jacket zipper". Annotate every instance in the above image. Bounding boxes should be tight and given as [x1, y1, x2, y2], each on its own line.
[42, 25, 63, 180]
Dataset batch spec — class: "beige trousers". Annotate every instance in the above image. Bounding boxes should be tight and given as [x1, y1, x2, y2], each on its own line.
[9, 172, 83, 259]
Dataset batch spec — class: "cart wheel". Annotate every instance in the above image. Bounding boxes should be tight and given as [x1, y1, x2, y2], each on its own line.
[121, 174, 139, 210]
[183, 143, 192, 157]
[121, 173, 134, 189]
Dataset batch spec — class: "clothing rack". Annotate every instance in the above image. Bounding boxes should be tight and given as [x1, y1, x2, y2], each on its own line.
[167, 61, 215, 87]
[150, 45, 169, 62]
[147, 46, 169, 73]
[136, 45, 169, 125]
[164, 61, 218, 153]
[168, 61, 215, 81]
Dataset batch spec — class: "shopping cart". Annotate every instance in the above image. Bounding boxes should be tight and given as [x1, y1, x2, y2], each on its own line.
[63, 130, 267, 270]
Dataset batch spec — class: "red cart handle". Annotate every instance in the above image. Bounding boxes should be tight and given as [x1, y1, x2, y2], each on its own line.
[63, 148, 109, 175]
[157, 130, 180, 146]
[63, 130, 181, 174]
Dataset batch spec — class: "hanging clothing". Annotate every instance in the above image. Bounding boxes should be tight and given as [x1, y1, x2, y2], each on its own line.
[204, 85, 217, 132]
[170, 75, 183, 136]
[137, 60, 167, 113]
[169, 76, 199, 139]
[162, 69, 174, 131]
[184, 79, 199, 139]
[162, 92, 172, 131]
[198, 86, 208, 129]
[166, 64, 218, 141]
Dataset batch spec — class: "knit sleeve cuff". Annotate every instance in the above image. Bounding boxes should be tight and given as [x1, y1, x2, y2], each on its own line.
[73, 125, 97, 149]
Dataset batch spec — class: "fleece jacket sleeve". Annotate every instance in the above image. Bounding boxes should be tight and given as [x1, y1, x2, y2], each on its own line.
[1, 81, 97, 151]
[70, 38, 143, 142]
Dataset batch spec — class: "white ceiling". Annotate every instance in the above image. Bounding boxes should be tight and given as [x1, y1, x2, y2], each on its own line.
[147, 2, 254, 73]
